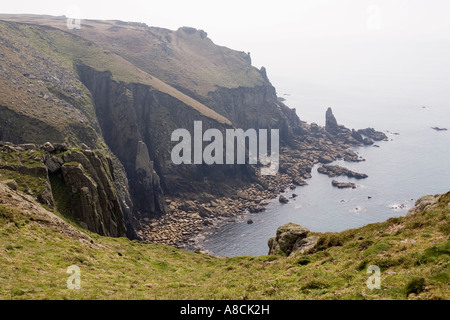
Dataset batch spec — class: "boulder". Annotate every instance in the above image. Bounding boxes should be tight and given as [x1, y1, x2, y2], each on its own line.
[5, 179, 18, 190]
[318, 154, 334, 164]
[279, 195, 289, 204]
[41, 142, 55, 153]
[292, 175, 308, 186]
[268, 223, 318, 256]
[332, 180, 357, 189]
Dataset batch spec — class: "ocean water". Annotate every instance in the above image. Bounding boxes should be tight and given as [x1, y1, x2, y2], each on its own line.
[198, 60, 450, 257]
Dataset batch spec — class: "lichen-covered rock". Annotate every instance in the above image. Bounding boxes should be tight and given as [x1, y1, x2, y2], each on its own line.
[268, 223, 316, 256]
[60, 150, 126, 237]
[4, 179, 18, 190]
[407, 194, 442, 216]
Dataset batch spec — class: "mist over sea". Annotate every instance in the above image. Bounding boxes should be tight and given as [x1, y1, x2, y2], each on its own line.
[199, 34, 450, 257]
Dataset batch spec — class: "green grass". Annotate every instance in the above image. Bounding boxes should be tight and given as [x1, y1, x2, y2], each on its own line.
[0, 192, 449, 300]
[0, 169, 48, 199]
[0, 148, 45, 168]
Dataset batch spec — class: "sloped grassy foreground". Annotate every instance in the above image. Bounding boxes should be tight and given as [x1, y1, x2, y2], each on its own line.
[0, 182, 448, 300]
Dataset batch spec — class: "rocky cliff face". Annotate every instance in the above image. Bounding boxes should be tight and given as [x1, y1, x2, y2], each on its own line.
[59, 149, 125, 237]
[0, 141, 126, 237]
[76, 64, 258, 195]
[0, 16, 386, 246]
[76, 65, 166, 220]
[206, 84, 306, 144]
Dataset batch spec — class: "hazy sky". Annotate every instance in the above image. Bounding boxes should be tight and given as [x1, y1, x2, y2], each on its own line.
[2, 1, 450, 65]
[2, 0, 450, 120]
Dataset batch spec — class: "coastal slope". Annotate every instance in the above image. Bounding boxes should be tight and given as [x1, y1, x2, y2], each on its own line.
[0, 15, 381, 245]
[0, 179, 448, 299]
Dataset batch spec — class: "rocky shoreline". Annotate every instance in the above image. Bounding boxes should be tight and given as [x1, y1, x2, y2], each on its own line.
[139, 109, 388, 250]
[0, 108, 388, 251]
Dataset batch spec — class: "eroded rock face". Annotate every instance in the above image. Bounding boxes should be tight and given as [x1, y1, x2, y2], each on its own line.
[132, 141, 166, 217]
[268, 223, 318, 256]
[60, 150, 126, 237]
[0, 142, 126, 237]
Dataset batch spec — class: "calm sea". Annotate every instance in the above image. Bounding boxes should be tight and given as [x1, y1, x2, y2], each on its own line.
[198, 48, 450, 256]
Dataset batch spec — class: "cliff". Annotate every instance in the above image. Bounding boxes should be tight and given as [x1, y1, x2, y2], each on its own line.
[0, 15, 380, 244]
[0, 141, 125, 237]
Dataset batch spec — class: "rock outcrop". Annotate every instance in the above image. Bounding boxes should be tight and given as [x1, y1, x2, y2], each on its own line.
[357, 128, 388, 141]
[279, 195, 289, 204]
[407, 194, 443, 216]
[0, 141, 54, 207]
[318, 165, 368, 179]
[332, 180, 357, 189]
[0, 17, 390, 247]
[325, 108, 388, 147]
[1, 141, 126, 237]
[431, 127, 448, 131]
[325, 107, 339, 133]
[268, 223, 319, 256]
[59, 149, 126, 237]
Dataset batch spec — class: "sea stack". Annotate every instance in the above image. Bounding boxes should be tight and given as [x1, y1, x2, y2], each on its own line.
[325, 107, 339, 133]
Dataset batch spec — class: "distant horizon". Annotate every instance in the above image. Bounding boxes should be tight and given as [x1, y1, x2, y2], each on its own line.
[2, 1, 450, 68]
[2, 2, 449, 126]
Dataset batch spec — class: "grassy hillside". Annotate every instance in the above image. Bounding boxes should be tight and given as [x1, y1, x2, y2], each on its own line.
[0, 18, 230, 147]
[0, 15, 266, 97]
[0, 180, 448, 300]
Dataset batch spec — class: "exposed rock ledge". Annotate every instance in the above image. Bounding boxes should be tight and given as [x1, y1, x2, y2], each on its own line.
[268, 223, 319, 256]
[407, 194, 445, 216]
